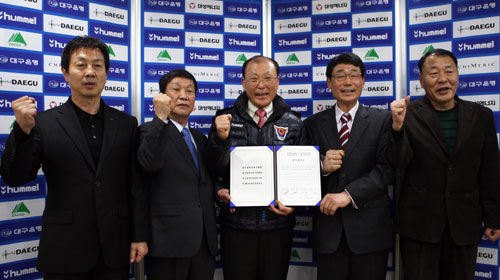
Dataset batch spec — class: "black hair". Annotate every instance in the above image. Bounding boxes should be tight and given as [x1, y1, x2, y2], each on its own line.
[418, 48, 458, 73]
[61, 36, 110, 74]
[325, 53, 365, 78]
[159, 69, 198, 94]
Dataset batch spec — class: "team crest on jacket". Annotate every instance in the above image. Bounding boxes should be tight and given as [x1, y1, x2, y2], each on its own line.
[274, 125, 288, 141]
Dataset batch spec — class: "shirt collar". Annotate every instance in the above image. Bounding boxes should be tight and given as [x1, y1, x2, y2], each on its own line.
[335, 101, 359, 124]
[247, 100, 273, 119]
[69, 98, 104, 120]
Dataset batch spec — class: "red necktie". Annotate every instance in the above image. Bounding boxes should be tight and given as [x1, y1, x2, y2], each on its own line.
[339, 113, 351, 150]
[256, 109, 266, 128]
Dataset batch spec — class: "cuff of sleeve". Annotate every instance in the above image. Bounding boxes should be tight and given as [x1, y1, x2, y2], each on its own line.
[344, 189, 358, 209]
[13, 122, 31, 143]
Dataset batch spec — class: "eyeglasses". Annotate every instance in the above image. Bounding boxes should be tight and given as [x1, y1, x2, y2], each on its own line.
[332, 72, 362, 82]
[245, 76, 278, 85]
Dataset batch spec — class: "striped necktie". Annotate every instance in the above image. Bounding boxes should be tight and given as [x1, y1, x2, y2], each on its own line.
[339, 113, 351, 150]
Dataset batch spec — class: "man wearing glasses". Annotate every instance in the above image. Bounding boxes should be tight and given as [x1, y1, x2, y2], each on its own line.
[304, 53, 394, 280]
[207, 56, 306, 280]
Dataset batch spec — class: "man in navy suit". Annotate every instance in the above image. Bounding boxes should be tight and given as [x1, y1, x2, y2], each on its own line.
[304, 53, 394, 280]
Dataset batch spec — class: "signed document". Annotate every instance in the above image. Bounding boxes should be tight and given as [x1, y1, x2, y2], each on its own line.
[230, 146, 321, 207]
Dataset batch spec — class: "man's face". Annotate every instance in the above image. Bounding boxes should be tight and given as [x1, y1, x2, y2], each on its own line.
[164, 77, 196, 121]
[327, 63, 365, 109]
[242, 60, 279, 109]
[62, 47, 107, 100]
[419, 54, 458, 110]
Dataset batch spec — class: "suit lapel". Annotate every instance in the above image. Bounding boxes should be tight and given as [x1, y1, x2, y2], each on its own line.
[192, 130, 207, 182]
[454, 99, 473, 156]
[167, 122, 200, 177]
[319, 108, 342, 151]
[96, 106, 119, 175]
[343, 105, 369, 161]
[56, 102, 97, 171]
[416, 97, 448, 155]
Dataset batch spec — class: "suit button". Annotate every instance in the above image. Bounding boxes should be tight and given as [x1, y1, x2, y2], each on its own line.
[95, 181, 101, 187]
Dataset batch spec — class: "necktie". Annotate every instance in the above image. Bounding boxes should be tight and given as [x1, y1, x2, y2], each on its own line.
[256, 109, 266, 128]
[181, 128, 199, 172]
[339, 113, 351, 150]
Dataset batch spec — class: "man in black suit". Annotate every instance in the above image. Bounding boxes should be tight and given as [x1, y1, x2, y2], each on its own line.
[387, 49, 500, 280]
[137, 70, 218, 280]
[304, 53, 394, 280]
[0, 36, 148, 279]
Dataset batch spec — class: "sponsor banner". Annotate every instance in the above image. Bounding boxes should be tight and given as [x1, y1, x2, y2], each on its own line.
[312, 0, 350, 15]
[496, 113, 500, 132]
[0, 0, 42, 10]
[312, 83, 332, 99]
[144, 64, 180, 81]
[143, 82, 159, 98]
[312, 14, 350, 32]
[102, 80, 128, 98]
[275, 34, 311, 51]
[0, 115, 15, 134]
[108, 61, 128, 80]
[106, 43, 128, 62]
[0, 177, 45, 200]
[144, 0, 183, 12]
[352, 28, 392, 47]
[312, 66, 327, 82]
[453, 0, 499, 20]
[453, 36, 499, 57]
[196, 83, 223, 99]
[0, 71, 43, 93]
[43, 34, 70, 54]
[0, 49, 42, 72]
[224, 2, 260, 19]
[274, 2, 311, 18]
[409, 79, 426, 96]
[279, 67, 312, 84]
[275, 51, 312, 67]
[103, 98, 129, 113]
[0, 135, 6, 157]
[0, 28, 42, 52]
[0, 259, 41, 280]
[408, 4, 452, 25]
[185, 49, 223, 65]
[408, 61, 420, 79]
[89, 2, 128, 26]
[224, 100, 235, 109]
[224, 51, 260, 67]
[365, 63, 393, 80]
[0, 6, 42, 31]
[453, 16, 499, 39]
[409, 22, 452, 43]
[44, 0, 87, 19]
[43, 14, 88, 36]
[312, 48, 351, 65]
[0, 219, 42, 244]
[409, 41, 452, 61]
[144, 12, 184, 29]
[474, 264, 497, 280]
[479, 233, 499, 248]
[290, 247, 313, 264]
[185, 0, 223, 16]
[352, 11, 392, 29]
[312, 31, 351, 49]
[295, 215, 313, 231]
[360, 97, 392, 111]
[224, 67, 243, 84]
[185, 66, 224, 82]
[44, 95, 68, 110]
[0, 198, 45, 221]
[278, 84, 312, 99]
[0, 93, 42, 114]
[192, 100, 224, 116]
[225, 18, 261, 35]
[224, 84, 243, 100]
[0, 240, 39, 265]
[292, 231, 313, 247]
[458, 55, 500, 75]
[353, 46, 393, 62]
[274, 17, 311, 35]
[408, 0, 452, 7]
[224, 34, 261, 51]
[460, 94, 499, 111]
[90, 22, 128, 44]
[143, 98, 155, 116]
[351, 0, 392, 12]
[188, 117, 213, 135]
[144, 29, 183, 47]
[144, 47, 184, 64]
[185, 14, 223, 33]
[185, 32, 223, 49]
[43, 54, 61, 74]
[457, 75, 499, 94]
[477, 247, 498, 266]
[361, 81, 393, 97]
[287, 100, 312, 116]
[43, 75, 70, 94]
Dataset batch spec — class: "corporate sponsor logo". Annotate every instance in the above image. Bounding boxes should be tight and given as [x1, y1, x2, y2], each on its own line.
[352, 0, 391, 11]
[105, 43, 128, 62]
[312, 31, 351, 48]
[43, 54, 61, 74]
[191, 100, 224, 116]
[0, 240, 40, 265]
[274, 17, 311, 34]
[287, 100, 312, 116]
[1, 177, 45, 199]
[275, 3, 310, 18]
[0, 72, 42, 93]
[1, 0, 41, 10]
[143, 82, 159, 98]
[292, 231, 311, 245]
[409, 4, 451, 25]
[196, 83, 223, 99]
[313, 14, 350, 32]
[44, 75, 70, 94]
[225, 67, 243, 83]
[353, 11, 392, 29]
[144, 12, 184, 29]
[454, 16, 499, 38]
[185, 14, 223, 32]
[313, 66, 327, 82]
[44, 95, 67, 110]
[0, 49, 42, 72]
[474, 264, 496, 279]
[457, 75, 499, 94]
[313, 48, 351, 65]
[0, 219, 42, 243]
[365, 63, 393, 80]
[0, 6, 41, 30]
[145, 0, 182, 11]
[409, 42, 452, 61]
[312, 0, 350, 15]
[186, 49, 223, 65]
[101, 80, 128, 98]
[275, 51, 311, 67]
[361, 81, 393, 97]
[279, 67, 311, 83]
[225, 2, 260, 18]
[45, 0, 87, 18]
[477, 247, 498, 265]
[144, 65, 178, 80]
[107, 61, 128, 80]
[44, 34, 70, 53]
[186, 66, 223, 82]
[90, 22, 127, 44]
[225, 18, 260, 35]
[89, 3, 127, 26]
[460, 94, 499, 111]
[458, 55, 499, 75]
[0, 198, 45, 221]
[186, 0, 223, 15]
[0, 259, 41, 279]
[144, 47, 184, 64]
[185, 32, 223, 49]
[295, 215, 313, 231]
[225, 35, 260, 51]
[312, 83, 332, 99]
[409, 22, 451, 43]
[0, 94, 41, 113]
[409, 80, 425, 96]
[44, 14, 87, 36]
[353, 46, 393, 62]
[361, 98, 392, 110]
[145, 30, 183, 47]
[353, 29, 392, 46]
[224, 84, 244, 99]
[290, 247, 313, 263]
[278, 84, 312, 99]
[454, 1, 498, 19]
[454, 36, 499, 56]
[275, 34, 311, 51]
[103, 98, 128, 112]
[224, 51, 260, 67]
[188, 117, 213, 134]
[0, 28, 42, 51]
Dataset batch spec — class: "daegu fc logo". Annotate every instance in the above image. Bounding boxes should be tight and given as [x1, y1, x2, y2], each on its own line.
[274, 125, 288, 141]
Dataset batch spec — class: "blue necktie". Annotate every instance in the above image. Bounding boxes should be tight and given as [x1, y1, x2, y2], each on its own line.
[181, 128, 199, 172]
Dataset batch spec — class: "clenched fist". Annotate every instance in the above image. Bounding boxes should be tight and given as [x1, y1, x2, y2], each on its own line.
[153, 93, 171, 121]
[390, 96, 410, 131]
[12, 96, 37, 135]
[322, 149, 344, 174]
[215, 114, 232, 140]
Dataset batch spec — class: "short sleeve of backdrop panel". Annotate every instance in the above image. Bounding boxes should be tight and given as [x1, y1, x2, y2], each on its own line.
[141, 0, 263, 135]
[0, 0, 132, 278]
[407, 0, 500, 278]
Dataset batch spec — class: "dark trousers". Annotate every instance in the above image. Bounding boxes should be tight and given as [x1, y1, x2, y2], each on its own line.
[44, 253, 129, 280]
[220, 226, 294, 280]
[317, 233, 389, 280]
[400, 225, 478, 280]
[146, 233, 215, 280]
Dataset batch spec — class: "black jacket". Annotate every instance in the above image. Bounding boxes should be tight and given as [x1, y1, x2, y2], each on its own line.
[207, 93, 306, 231]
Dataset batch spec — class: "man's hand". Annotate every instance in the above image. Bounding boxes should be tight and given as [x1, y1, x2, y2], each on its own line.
[130, 242, 148, 263]
[390, 96, 410, 131]
[217, 188, 235, 213]
[269, 200, 294, 216]
[484, 228, 500, 242]
[12, 96, 37, 135]
[319, 192, 351, 216]
[153, 93, 171, 121]
[322, 150, 344, 174]
[215, 114, 232, 140]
